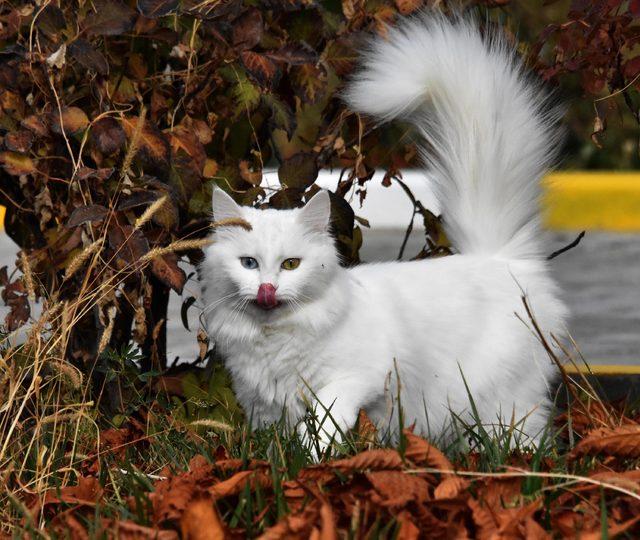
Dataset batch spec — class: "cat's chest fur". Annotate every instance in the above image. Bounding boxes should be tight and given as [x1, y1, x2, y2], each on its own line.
[220, 323, 324, 424]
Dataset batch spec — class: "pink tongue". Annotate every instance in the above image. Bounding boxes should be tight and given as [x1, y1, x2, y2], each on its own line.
[256, 283, 278, 309]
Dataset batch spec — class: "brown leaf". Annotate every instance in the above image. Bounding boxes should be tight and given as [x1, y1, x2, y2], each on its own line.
[342, 0, 361, 20]
[580, 514, 640, 540]
[66, 204, 109, 228]
[434, 475, 468, 500]
[50, 514, 89, 540]
[4, 130, 33, 153]
[36, 5, 66, 40]
[367, 470, 430, 507]
[394, 0, 423, 15]
[209, 470, 271, 500]
[403, 429, 454, 472]
[355, 409, 378, 443]
[239, 160, 262, 186]
[84, 0, 136, 36]
[0, 151, 35, 175]
[269, 188, 305, 209]
[203, 158, 219, 178]
[117, 191, 159, 211]
[180, 497, 225, 540]
[329, 449, 403, 471]
[183, 117, 213, 145]
[476, 477, 522, 510]
[241, 51, 280, 87]
[468, 498, 498, 540]
[170, 125, 206, 171]
[278, 152, 318, 189]
[591, 114, 606, 148]
[92, 117, 126, 155]
[21, 115, 49, 137]
[77, 167, 115, 182]
[121, 116, 171, 166]
[0, 9, 21, 40]
[323, 37, 358, 76]
[319, 502, 337, 540]
[108, 223, 150, 269]
[40, 476, 103, 511]
[495, 501, 545, 539]
[524, 517, 551, 540]
[588, 470, 640, 492]
[50, 107, 90, 135]
[68, 39, 109, 75]
[3, 285, 30, 331]
[233, 8, 263, 49]
[138, 0, 179, 19]
[104, 520, 179, 539]
[266, 44, 317, 66]
[291, 64, 326, 101]
[151, 253, 187, 294]
[571, 425, 640, 458]
[396, 510, 420, 540]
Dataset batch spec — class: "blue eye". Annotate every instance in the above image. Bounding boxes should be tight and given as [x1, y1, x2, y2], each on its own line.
[240, 257, 259, 269]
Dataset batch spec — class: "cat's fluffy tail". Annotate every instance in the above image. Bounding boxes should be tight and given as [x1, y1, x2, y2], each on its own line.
[344, 14, 562, 259]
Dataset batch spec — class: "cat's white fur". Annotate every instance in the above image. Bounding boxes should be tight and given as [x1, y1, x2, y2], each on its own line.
[201, 14, 567, 448]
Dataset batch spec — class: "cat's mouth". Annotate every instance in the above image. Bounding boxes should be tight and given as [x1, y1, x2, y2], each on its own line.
[251, 300, 282, 311]
[254, 283, 280, 311]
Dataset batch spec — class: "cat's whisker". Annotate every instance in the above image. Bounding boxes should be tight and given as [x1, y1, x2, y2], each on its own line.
[201, 291, 239, 314]
[225, 296, 250, 330]
[287, 297, 305, 316]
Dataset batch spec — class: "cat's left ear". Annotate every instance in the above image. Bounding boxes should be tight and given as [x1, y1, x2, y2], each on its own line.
[299, 191, 331, 233]
[212, 187, 243, 222]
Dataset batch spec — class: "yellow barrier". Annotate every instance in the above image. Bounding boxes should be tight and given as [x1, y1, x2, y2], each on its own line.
[563, 364, 640, 376]
[543, 172, 640, 232]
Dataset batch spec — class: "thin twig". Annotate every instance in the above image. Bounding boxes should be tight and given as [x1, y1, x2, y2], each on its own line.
[547, 231, 585, 260]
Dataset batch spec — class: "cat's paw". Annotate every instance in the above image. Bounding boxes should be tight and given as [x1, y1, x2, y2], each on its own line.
[297, 421, 336, 463]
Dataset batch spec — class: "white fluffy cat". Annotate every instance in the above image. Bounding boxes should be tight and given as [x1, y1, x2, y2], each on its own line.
[201, 14, 567, 450]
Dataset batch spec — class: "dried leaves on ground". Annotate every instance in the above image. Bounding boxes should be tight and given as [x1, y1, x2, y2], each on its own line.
[13, 399, 640, 539]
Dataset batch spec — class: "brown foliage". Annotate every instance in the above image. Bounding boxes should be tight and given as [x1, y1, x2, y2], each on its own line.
[534, 0, 640, 145]
[24, 413, 640, 538]
[0, 0, 450, 383]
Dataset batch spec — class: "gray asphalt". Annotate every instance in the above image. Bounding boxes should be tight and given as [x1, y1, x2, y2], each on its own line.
[1, 231, 638, 365]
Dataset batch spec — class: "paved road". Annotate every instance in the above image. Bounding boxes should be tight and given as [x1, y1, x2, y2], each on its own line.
[1, 231, 638, 365]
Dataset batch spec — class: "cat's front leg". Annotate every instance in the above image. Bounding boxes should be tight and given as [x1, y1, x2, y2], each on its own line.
[298, 380, 367, 459]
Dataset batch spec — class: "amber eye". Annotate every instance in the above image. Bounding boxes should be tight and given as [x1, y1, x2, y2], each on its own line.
[281, 258, 301, 270]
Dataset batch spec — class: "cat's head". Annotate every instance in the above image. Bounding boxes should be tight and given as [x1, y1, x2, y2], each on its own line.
[202, 188, 341, 323]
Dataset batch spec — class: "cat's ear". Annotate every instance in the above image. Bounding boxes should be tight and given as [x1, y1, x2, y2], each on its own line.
[299, 191, 331, 233]
[212, 187, 243, 222]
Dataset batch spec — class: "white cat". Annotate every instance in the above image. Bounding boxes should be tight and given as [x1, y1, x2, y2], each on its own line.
[201, 14, 567, 450]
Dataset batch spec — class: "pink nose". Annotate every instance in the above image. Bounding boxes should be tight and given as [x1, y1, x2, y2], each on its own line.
[256, 283, 278, 310]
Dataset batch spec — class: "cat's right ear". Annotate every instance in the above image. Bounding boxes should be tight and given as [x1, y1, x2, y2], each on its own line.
[299, 190, 331, 233]
[212, 187, 243, 222]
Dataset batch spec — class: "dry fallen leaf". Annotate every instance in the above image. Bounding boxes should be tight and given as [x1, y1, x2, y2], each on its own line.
[571, 425, 640, 458]
[329, 449, 403, 471]
[181, 497, 225, 540]
[367, 470, 430, 507]
[433, 475, 468, 500]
